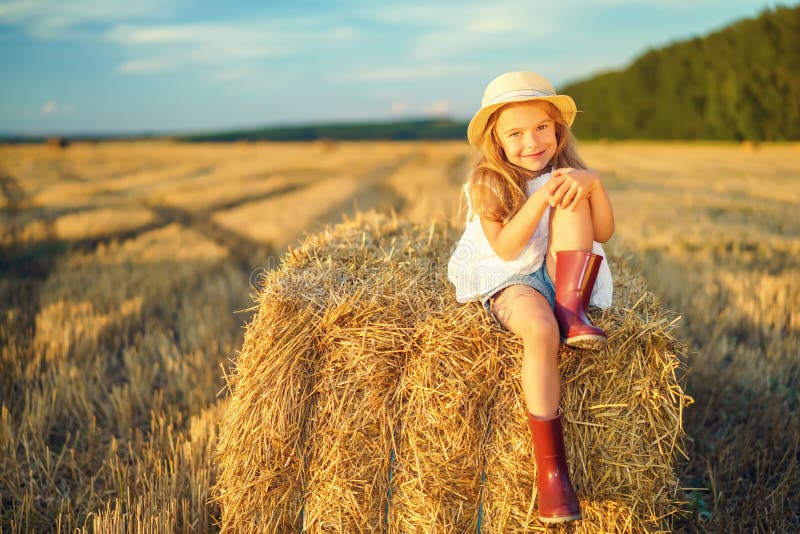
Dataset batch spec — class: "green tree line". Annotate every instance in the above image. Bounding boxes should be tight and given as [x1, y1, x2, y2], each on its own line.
[562, 5, 800, 141]
[180, 119, 468, 143]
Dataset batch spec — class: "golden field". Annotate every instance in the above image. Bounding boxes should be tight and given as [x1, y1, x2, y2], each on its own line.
[1, 140, 798, 532]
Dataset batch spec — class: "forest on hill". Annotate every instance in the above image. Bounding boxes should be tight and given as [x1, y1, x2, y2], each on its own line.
[181, 118, 467, 143]
[562, 5, 800, 141]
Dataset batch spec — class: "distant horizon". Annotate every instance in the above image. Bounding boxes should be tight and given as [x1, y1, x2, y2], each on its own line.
[0, 115, 471, 140]
[2, 1, 793, 136]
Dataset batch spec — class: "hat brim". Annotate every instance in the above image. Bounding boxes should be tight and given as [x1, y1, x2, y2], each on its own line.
[467, 95, 577, 148]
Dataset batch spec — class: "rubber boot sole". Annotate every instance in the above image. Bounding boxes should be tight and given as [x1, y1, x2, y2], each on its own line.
[539, 511, 584, 524]
[562, 334, 607, 351]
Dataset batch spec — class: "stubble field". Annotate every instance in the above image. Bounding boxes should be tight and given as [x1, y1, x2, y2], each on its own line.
[1, 140, 798, 532]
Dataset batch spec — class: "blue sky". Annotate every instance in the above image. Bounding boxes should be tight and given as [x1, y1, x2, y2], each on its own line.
[0, 0, 791, 135]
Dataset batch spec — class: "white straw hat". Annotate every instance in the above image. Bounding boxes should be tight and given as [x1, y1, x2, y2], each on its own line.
[467, 71, 577, 148]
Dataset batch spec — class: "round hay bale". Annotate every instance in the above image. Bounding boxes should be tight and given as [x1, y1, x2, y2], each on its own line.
[215, 211, 691, 533]
[46, 136, 70, 149]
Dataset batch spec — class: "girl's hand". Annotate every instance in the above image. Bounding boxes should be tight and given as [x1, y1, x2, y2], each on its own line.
[547, 168, 600, 211]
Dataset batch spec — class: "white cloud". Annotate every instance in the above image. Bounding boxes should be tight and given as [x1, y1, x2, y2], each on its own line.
[209, 68, 247, 82]
[345, 63, 478, 82]
[34, 101, 74, 117]
[330, 26, 355, 40]
[0, 0, 174, 39]
[425, 99, 451, 117]
[118, 58, 172, 74]
[0, 2, 356, 79]
[362, 2, 559, 61]
[385, 99, 453, 118]
[391, 100, 407, 114]
[108, 21, 355, 75]
[108, 23, 287, 74]
[107, 23, 292, 57]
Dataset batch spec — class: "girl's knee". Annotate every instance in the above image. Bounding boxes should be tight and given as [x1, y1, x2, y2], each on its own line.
[553, 196, 590, 215]
[520, 314, 559, 346]
[550, 198, 592, 230]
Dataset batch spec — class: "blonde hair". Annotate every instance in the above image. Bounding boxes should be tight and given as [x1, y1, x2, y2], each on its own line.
[467, 101, 587, 223]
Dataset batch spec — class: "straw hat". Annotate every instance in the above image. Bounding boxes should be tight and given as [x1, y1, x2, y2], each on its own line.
[467, 71, 578, 148]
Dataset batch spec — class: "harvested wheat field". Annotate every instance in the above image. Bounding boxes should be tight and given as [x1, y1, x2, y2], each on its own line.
[1, 140, 799, 532]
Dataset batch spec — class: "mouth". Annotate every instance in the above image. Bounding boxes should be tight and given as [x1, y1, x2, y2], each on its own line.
[523, 150, 546, 158]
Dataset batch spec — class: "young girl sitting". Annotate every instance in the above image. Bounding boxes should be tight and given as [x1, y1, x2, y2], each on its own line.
[447, 71, 614, 523]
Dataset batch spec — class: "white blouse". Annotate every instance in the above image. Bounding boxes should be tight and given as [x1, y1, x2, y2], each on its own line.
[447, 170, 613, 307]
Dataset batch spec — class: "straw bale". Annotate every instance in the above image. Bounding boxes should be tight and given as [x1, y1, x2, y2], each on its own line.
[215, 211, 691, 533]
[389, 306, 508, 532]
[214, 299, 317, 531]
[302, 297, 407, 531]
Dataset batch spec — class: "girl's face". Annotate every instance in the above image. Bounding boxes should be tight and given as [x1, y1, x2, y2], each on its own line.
[494, 101, 557, 175]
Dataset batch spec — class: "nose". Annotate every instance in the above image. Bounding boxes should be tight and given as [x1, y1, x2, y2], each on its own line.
[523, 131, 536, 148]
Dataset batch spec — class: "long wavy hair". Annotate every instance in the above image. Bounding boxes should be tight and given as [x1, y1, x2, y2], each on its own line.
[467, 101, 587, 223]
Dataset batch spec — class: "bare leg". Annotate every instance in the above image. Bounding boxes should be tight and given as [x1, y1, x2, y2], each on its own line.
[490, 285, 561, 418]
[492, 285, 583, 522]
[546, 198, 593, 283]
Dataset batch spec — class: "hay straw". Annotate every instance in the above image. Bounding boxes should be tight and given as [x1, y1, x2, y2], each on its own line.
[214, 211, 691, 533]
[388, 305, 507, 532]
[301, 296, 407, 531]
[214, 300, 318, 531]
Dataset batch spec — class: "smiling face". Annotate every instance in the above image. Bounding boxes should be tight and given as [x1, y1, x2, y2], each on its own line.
[494, 101, 558, 176]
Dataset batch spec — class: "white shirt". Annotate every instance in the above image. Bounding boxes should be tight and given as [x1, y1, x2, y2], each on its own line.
[447, 170, 613, 307]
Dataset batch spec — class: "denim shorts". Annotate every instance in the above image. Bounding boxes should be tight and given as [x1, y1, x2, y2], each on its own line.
[480, 262, 556, 319]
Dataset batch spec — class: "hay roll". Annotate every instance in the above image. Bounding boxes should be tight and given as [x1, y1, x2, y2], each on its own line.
[302, 297, 406, 531]
[214, 299, 317, 532]
[388, 306, 503, 532]
[215, 212, 691, 533]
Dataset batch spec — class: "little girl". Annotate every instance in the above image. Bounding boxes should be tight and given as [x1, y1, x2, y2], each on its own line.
[448, 71, 614, 523]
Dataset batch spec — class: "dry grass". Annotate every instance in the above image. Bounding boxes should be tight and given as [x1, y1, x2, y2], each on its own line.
[1, 140, 798, 532]
[0, 223, 242, 532]
[212, 176, 361, 250]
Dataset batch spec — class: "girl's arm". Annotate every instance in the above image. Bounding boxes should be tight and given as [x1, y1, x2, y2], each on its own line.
[548, 168, 615, 243]
[480, 176, 566, 261]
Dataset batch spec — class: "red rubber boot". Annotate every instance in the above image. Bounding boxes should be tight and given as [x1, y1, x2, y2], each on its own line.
[553, 250, 607, 350]
[527, 411, 582, 523]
